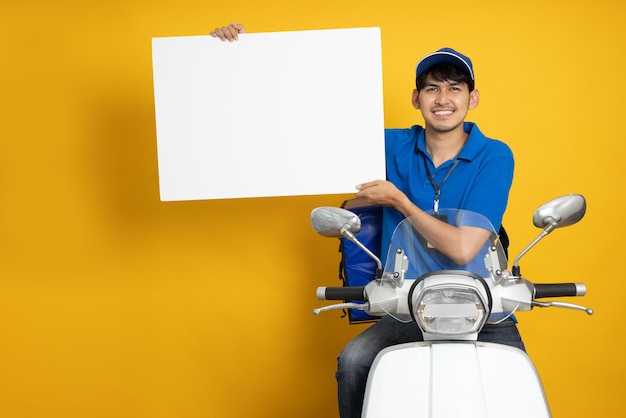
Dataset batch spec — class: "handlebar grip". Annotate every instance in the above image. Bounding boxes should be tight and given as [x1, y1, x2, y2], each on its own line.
[316, 286, 366, 301]
[534, 283, 586, 298]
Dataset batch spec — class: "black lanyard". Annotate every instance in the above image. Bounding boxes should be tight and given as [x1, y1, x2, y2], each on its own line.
[423, 154, 460, 214]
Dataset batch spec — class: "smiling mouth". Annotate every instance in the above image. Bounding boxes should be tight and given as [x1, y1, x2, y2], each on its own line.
[433, 109, 454, 116]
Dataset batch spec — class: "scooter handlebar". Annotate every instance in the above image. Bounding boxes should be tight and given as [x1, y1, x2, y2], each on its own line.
[318, 283, 585, 300]
[316, 286, 366, 301]
[534, 283, 586, 299]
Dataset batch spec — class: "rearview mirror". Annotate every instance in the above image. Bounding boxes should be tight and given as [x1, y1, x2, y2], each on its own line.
[533, 194, 586, 229]
[310, 207, 362, 238]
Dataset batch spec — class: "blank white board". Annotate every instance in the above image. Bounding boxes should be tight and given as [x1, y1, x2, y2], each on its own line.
[152, 27, 385, 201]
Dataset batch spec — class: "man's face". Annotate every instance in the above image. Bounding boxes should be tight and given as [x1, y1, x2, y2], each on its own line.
[412, 74, 479, 134]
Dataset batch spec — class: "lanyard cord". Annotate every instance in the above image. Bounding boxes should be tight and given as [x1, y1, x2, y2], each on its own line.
[423, 154, 460, 213]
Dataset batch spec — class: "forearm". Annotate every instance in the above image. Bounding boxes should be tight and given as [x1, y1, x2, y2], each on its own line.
[357, 181, 492, 264]
[394, 192, 490, 265]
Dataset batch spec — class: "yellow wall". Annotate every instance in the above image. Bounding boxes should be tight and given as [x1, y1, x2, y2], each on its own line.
[1, 0, 624, 417]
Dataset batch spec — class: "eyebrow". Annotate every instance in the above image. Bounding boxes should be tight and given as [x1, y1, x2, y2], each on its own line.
[425, 80, 462, 88]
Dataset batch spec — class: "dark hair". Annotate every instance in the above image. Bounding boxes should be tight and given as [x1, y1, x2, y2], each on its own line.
[415, 63, 475, 92]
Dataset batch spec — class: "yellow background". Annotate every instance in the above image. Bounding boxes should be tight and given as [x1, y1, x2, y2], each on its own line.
[1, 0, 623, 417]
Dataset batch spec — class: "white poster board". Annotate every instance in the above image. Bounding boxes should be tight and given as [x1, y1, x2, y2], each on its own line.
[152, 27, 385, 201]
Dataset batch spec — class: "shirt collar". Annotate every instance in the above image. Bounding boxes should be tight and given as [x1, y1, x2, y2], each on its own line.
[415, 122, 487, 162]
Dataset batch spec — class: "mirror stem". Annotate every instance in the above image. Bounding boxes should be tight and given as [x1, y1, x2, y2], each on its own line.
[512, 219, 558, 276]
[341, 227, 383, 271]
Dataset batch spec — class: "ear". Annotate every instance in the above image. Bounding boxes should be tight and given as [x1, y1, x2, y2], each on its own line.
[412, 89, 421, 109]
[469, 89, 480, 110]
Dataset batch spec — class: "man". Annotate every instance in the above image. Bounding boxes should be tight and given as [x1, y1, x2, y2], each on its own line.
[338, 48, 527, 418]
[211, 24, 524, 418]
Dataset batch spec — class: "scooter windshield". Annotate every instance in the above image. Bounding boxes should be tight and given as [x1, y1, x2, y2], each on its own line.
[383, 209, 507, 280]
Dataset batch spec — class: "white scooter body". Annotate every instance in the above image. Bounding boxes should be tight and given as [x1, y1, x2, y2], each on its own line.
[363, 342, 549, 418]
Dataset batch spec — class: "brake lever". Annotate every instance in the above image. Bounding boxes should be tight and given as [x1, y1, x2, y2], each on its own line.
[532, 300, 594, 315]
[313, 302, 368, 315]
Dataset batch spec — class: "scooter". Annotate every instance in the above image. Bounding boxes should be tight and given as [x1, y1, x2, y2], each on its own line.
[310, 194, 592, 418]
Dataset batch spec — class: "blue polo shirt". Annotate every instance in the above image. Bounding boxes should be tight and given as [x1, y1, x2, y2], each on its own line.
[381, 122, 514, 263]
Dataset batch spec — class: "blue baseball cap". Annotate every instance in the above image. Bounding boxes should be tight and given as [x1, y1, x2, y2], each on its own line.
[415, 48, 474, 80]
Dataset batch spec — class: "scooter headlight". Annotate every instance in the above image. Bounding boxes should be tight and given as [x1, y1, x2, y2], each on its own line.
[412, 277, 489, 336]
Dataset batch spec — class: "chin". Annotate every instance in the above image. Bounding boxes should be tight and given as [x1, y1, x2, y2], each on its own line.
[430, 121, 462, 133]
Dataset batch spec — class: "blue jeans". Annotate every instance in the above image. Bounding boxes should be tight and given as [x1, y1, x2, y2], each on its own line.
[336, 316, 526, 418]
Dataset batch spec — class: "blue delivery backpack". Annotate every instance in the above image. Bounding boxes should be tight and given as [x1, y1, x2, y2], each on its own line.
[338, 198, 383, 324]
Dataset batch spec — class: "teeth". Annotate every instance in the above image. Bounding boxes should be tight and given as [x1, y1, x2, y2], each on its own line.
[434, 110, 453, 115]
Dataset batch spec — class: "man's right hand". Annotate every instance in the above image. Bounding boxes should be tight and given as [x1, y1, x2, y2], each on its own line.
[210, 22, 246, 41]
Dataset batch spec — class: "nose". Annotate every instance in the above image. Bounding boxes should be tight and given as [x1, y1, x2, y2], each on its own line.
[435, 90, 450, 105]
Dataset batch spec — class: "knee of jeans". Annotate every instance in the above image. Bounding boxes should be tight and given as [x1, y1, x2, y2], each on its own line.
[337, 339, 378, 373]
[336, 348, 369, 384]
